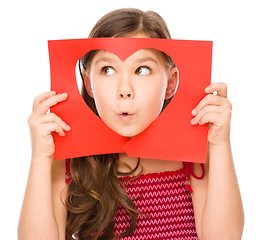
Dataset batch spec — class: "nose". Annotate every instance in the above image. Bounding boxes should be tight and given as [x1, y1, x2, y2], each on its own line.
[117, 77, 134, 99]
[119, 93, 132, 98]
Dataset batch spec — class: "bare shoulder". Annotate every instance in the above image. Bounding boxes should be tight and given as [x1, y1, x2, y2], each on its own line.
[190, 160, 209, 238]
[52, 159, 66, 184]
[51, 159, 68, 239]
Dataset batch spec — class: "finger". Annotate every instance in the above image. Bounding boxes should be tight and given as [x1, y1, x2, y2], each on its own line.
[33, 93, 68, 117]
[32, 91, 56, 111]
[38, 113, 71, 131]
[192, 94, 225, 116]
[191, 106, 222, 125]
[197, 112, 221, 126]
[44, 122, 66, 137]
[205, 82, 228, 98]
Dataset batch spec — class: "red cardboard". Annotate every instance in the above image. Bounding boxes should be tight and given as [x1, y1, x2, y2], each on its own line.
[48, 38, 212, 163]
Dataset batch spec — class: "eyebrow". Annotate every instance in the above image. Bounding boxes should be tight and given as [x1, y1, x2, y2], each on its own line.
[135, 57, 159, 65]
[94, 57, 116, 65]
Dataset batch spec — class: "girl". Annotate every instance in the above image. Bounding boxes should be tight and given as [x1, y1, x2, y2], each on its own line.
[18, 8, 244, 240]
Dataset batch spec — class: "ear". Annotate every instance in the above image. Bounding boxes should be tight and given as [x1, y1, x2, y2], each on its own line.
[165, 68, 179, 100]
[83, 71, 94, 99]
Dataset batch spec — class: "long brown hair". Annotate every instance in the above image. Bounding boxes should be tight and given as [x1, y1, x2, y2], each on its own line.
[65, 8, 175, 240]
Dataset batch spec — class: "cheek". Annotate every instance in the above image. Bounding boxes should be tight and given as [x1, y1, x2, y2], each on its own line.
[144, 78, 167, 110]
[144, 94, 165, 119]
[93, 90, 109, 118]
[91, 80, 114, 118]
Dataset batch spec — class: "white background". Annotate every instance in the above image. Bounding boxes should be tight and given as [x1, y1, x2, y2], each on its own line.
[1, 0, 255, 239]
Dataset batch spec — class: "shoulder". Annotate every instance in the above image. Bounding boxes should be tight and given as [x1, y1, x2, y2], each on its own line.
[52, 159, 67, 191]
[51, 158, 67, 205]
[52, 158, 66, 178]
[190, 160, 209, 238]
[51, 159, 68, 239]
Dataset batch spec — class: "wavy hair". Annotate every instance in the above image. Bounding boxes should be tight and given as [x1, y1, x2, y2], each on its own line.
[65, 8, 175, 240]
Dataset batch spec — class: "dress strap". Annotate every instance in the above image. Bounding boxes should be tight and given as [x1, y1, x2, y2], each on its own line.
[65, 158, 71, 185]
[184, 162, 205, 194]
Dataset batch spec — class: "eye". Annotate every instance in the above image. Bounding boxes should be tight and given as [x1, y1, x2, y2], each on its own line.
[102, 66, 115, 76]
[135, 66, 151, 76]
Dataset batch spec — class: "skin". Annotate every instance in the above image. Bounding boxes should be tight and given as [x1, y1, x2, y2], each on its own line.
[18, 45, 244, 239]
[84, 48, 178, 137]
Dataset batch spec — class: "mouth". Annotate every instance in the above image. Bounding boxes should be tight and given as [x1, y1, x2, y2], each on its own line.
[118, 112, 134, 121]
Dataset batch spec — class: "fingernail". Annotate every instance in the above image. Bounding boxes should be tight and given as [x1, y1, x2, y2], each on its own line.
[192, 109, 197, 116]
[61, 93, 68, 97]
[59, 132, 65, 137]
[50, 91, 56, 94]
[190, 118, 196, 124]
[66, 125, 71, 131]
[205, 86, 210, 92]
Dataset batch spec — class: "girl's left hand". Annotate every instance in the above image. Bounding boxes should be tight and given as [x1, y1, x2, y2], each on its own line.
[190, 82, 233, 146]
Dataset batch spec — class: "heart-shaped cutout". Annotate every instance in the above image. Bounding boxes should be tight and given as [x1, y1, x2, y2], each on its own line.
[75, 48, 178, 137]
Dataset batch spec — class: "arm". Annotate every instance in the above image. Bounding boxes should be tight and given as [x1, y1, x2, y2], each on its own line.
[18, 92, 70, 240]
[190, 83, 244, 239]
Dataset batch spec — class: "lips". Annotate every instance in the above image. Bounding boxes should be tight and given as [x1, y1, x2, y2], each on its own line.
[118, 112, 134, 121]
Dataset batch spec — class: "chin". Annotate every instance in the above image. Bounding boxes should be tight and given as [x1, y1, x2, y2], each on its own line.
[114, 126, 146, 138]
[116, 131, 137, 138]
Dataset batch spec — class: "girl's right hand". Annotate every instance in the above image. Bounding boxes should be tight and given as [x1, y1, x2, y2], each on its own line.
[28, 91, 71, 160]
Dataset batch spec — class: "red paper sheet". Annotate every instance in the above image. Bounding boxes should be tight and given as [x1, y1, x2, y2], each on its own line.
[48, 38, 212, 163]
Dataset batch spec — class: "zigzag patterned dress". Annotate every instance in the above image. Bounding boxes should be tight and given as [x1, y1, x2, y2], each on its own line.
[66, 160, 204, 239]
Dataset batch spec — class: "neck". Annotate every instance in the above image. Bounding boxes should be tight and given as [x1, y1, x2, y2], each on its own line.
[118, 152, 184, 177]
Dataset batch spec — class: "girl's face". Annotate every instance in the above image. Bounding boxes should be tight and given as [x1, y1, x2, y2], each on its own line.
[84, 48, 178, 138]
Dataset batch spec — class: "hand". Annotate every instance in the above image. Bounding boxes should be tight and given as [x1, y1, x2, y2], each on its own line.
[190, 82, 232, 145]
[28, 91, 71, 159]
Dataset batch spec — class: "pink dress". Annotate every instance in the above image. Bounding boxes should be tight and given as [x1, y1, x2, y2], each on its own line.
[65, 159, 204, 239]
